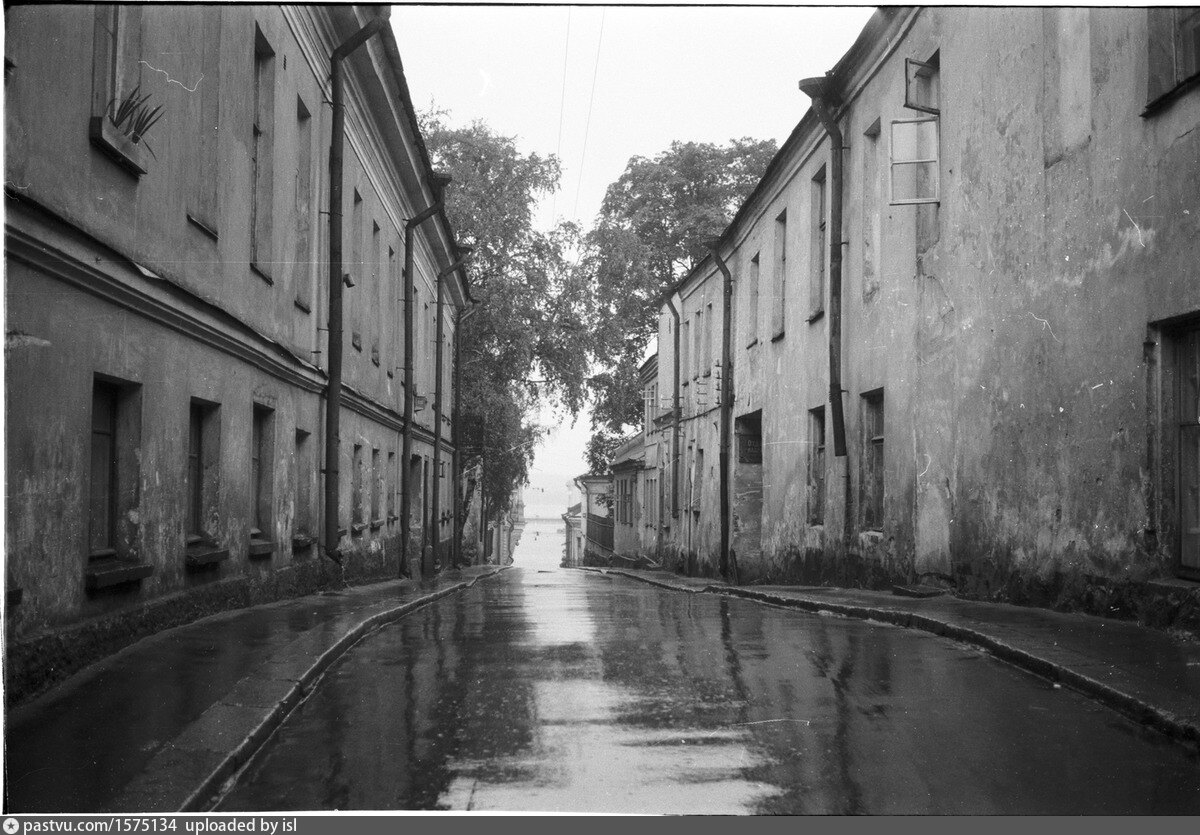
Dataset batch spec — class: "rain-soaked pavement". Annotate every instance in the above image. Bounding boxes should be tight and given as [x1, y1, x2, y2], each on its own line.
[218, 529, 1200, 814]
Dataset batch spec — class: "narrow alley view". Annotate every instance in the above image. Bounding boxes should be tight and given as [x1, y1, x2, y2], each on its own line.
[4, 2, 1200, 819]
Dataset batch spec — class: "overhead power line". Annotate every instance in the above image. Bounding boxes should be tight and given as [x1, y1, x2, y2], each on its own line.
[573, 8, 606, 221]
[551, 7, 572, 222]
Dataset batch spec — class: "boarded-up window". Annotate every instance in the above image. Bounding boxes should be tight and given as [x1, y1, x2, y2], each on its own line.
[293, 97, 313, 310]
[251, 405, 274, 537]
[250, 27, 276, 280]
[808, 407, 826, 525]
[862, 390, 885, 530]
[810, 168, 827, 315]
[747, 254, 760, 346]
[772, 210, 787, 338]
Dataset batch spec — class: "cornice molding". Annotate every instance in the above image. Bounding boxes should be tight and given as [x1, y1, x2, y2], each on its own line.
[6, 208, 453, 449]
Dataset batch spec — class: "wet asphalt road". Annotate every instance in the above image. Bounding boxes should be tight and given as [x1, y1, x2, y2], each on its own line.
[217, 563, 1200, 813]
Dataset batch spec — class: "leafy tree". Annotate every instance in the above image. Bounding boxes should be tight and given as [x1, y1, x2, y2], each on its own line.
[421, 110, 595, 518]
[585, 138, 777, 451]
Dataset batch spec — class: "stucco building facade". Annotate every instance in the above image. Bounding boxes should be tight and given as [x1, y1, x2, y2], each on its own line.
[4, 4, 468, 696]
[651, 7, 1199, 617]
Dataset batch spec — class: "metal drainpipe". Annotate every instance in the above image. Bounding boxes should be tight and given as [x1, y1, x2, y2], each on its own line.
[799, 76, 847, 459]
[664, 295, 682, 523]
[705, 241, 739, 586]
[453, 303, 479, 567]
[432, 250, 471, 572]
[322, 13, 388, 565]
[400, 180, 450, 578]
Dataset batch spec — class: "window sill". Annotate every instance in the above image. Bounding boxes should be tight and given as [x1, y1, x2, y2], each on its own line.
[85, 558, 154, 592]
[807, 309, 825, 324]
[89, 116, 149, 177]
[1142, 72, 1200, 117]
[185, 538, 230, 570]
[292, 532, 316, 551]
[746, 338, 758, 349]
[294, 296, 311, 314]
[186, 212, 219, 241]
[351, 522, 368, 535]
[250, 262, 273, 285]
[771, 331, 786, 343]
[387, 514, 399, 524]
[248, 538, 276, 559]
[370, 519, 383, 531]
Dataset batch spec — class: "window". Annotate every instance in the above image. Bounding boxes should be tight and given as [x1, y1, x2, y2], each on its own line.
[89, 6, 148, 175]
[89, 377, 142, 561]
[294, 429, 313, 540]
[772, 210, 787, 339]
[1177, 326, 1200, 578]
[693, 311, 702, 379]
[808, 407, 826, 525]
[187, 7, 221, 235]
[681, 319, 691, 389]
[293, 97, 313, 310]
[904, 55, 940, 115]
[371, 447, 382, 526]
[350, 189, 363, 286]
[387, 451, 397, 522]
[371, 221, 382, 366]
[890, 118, 940, 205]
[1147, 8, 1200, 109]
[747, 254, 760, 346]
[89, 382, 119, 556]
[250, 27, 276, 280]
[810, 168, 827, 317]
[644, 382, 658, 431]
[251, 405, 275, 543]
[862, 390, 885, 529]
[862, 118, 882, 297]
[703, 304, 713, 376]
[352, 443, 364, 532]
[186, 400, 220, 539]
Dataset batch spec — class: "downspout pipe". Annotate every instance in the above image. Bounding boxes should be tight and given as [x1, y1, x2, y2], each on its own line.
[432, 248, 472, 572]
[704, 240, 738, 586]
[799, 76, 847, 458]
[452, 303, 479, 567]
[663, 295, 682, 521]
[323, 12, 388, 564]
[400, 173, 452, 578]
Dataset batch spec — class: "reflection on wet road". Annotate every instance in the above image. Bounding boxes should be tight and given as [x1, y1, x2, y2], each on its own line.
[218, 567, 1200, 813]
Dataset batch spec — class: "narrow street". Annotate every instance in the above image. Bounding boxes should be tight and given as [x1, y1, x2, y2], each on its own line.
[215, 543, 1200, 813]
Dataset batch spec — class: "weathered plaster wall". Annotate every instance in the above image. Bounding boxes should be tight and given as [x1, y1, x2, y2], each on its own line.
[4, 4, 463, 692]
[656, 7, 1199, 607]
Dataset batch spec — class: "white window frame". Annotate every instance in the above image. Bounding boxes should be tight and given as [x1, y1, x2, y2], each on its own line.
[889, 116, 940, 206]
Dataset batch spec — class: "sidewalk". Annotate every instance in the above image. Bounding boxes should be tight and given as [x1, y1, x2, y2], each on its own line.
[4, 566, 508, 814]
[580, 567, 1200, 750]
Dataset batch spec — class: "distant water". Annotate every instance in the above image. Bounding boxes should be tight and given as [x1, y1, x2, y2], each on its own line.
[513, 518, 567, 571]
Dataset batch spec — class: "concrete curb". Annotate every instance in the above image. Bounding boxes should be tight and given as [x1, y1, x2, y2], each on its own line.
[580, 566, 1200, 752]
[179, 566, 510, 812]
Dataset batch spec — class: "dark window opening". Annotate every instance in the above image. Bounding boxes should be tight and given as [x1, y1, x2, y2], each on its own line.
[862, 390, 885, 530]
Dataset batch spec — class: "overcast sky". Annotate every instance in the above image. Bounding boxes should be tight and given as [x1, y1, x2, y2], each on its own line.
[393, 3, 875, 519]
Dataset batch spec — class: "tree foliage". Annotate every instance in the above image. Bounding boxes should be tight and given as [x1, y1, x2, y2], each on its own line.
[421, 110, 594, 515]
[585, 138, 777, 455]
